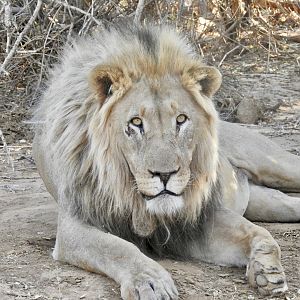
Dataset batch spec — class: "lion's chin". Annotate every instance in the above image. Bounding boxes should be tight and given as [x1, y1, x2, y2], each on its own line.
[145, 194, 184, 216]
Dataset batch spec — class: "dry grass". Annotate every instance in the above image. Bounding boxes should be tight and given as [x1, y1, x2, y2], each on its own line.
[0, 0, 299, 141]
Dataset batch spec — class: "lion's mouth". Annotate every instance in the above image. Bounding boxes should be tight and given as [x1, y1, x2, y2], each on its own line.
[142, 190, 183, 201]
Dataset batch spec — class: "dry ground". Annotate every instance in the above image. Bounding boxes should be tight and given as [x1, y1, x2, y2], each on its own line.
[0, 129, 300, 300]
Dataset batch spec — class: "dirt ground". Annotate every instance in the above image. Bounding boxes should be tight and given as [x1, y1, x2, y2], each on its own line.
[0, 125, 300, 300]
[1, 57, 300, 299]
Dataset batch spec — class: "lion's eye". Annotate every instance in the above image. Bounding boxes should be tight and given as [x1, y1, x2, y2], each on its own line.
[126, 117, 144, 136]
[130, 117, 143, 127]
[176, 114, 188, 125]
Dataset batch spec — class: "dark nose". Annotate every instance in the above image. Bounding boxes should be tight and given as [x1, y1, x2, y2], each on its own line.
[149, 168, 180, 186]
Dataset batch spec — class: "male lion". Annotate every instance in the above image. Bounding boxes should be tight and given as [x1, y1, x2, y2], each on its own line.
[33, 23, 300, 299]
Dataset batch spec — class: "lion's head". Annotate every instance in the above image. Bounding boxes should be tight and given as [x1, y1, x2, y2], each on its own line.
[41, 24, 221, 237]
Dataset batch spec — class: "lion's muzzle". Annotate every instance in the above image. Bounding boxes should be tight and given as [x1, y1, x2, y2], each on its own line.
[135, 168, 190, 216]
[136, 168, 190, 199]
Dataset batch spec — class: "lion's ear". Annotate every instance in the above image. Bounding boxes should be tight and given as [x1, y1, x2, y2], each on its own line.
[188, 66, 222, 98]
[89, 65, 124, 105]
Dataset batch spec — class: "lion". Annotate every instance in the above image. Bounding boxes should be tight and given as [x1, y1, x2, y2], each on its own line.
[32, 23, 300, 299]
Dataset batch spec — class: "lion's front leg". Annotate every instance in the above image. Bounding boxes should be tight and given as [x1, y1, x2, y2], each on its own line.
[54, 210, 178, 300]
[192, 208, 287, 295]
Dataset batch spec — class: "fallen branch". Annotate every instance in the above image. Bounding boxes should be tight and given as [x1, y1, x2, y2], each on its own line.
[275, 30, 300, 43]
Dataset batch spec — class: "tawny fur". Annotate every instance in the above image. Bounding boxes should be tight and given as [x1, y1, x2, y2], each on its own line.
[34, 24, 221, 230]
[33, 23, 300, 298]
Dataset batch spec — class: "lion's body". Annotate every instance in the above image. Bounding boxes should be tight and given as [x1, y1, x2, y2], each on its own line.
[33, 23, 300, 299]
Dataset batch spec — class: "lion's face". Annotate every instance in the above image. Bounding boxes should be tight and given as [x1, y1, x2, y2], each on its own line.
[89, 58, 221, 221]
[112, 77, 213, 216]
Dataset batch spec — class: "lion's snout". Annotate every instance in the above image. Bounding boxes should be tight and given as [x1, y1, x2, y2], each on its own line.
[135, 168, 190, 201]
[135, 170, 187, 215]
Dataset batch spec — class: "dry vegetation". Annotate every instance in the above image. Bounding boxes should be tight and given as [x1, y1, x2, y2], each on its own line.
[0, 0, 299, 142]
[0, 2, 299, 299]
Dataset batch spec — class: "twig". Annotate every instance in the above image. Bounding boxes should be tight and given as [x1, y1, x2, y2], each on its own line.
[35, 4, 62, 96]
[64, 0, 75, 42]
[0, 129, 15, 172]
[218, 45, 241, 67]
[266, 29, 271, 73]
[134, 0, 145, 25]
[4, 0, 13, 53]
[176, 0, 184, 27]
[0, 0, 43, 75]
[49, 0, 103, 27]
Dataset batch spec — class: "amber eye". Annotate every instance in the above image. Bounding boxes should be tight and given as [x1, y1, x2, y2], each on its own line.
[130, 117, 143, 127]
[176, 114, 188, 125]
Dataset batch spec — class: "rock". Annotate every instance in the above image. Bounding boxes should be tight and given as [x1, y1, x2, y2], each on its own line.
[236, 98, 263, 124]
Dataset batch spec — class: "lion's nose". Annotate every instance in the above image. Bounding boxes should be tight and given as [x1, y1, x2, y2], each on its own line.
[148, 168, 180, 186]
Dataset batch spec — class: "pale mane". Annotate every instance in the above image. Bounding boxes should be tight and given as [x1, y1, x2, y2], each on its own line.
[35, 23, 220, 253]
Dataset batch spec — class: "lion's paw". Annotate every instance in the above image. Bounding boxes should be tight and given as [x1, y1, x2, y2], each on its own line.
[246, 243, 288, 296]
[121, 262, 178, 300]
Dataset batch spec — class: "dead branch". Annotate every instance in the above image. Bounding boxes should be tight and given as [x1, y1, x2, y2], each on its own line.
[0, 0, 43, 75]
[134, 0, 145, 24]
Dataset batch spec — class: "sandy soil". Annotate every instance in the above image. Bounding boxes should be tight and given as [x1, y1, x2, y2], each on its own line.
[0, 128, 299, 300]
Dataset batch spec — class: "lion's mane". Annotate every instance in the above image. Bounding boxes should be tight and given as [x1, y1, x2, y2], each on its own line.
[35, 23, 222, 258]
